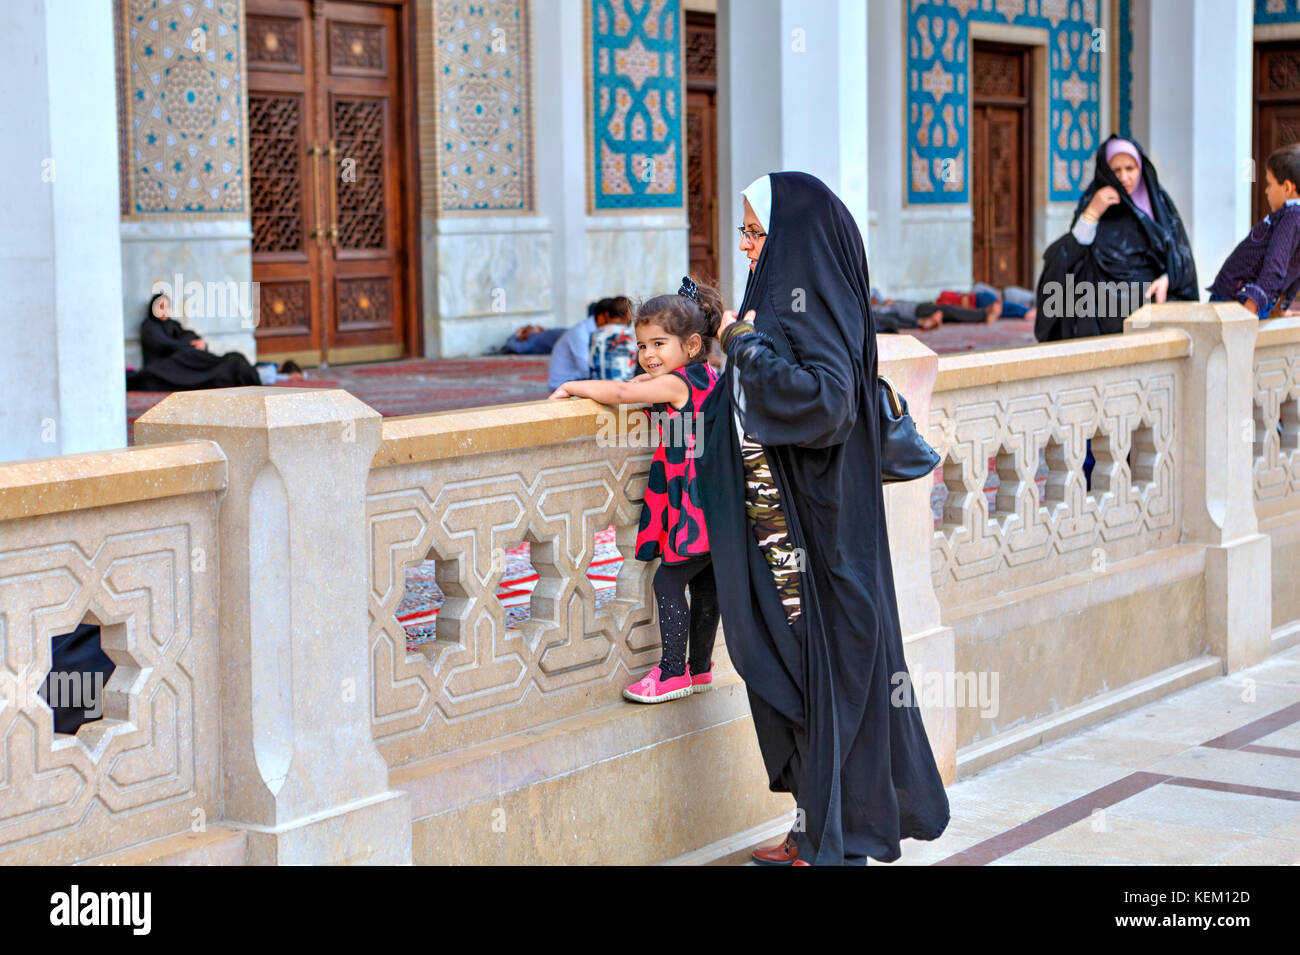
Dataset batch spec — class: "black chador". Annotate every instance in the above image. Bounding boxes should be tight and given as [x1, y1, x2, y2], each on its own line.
[696, 172, 950, 865]
[1035, 134, 1197, 342]
[128, 312, 261, 391]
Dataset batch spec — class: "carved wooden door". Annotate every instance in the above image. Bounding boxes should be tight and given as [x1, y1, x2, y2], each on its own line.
[971, 42, 1031, 289]
[685, 11, 718, 284]
[248, 0, 412, 365]
[1254, 42, 1300, 225]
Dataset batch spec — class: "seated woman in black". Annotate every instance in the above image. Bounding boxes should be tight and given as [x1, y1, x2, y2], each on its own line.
[1035, 135, 1198, 342]
[127, 293, 261, 390]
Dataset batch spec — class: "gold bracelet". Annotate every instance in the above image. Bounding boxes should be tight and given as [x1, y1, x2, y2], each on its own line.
[1081, 211, 1099, 224]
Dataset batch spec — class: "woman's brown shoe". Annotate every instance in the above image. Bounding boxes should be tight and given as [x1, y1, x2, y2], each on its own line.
[752, 831, 798, 865]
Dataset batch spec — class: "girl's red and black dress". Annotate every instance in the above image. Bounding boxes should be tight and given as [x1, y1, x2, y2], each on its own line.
[634, 361, 719, 563]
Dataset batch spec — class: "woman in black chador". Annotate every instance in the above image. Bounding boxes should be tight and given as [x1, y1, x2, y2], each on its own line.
[127, 292, 261, 390]
[697, 171, 950, 866]
[1034, 134, 1197, 342]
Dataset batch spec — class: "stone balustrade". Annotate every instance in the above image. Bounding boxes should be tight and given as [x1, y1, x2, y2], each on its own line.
[0, 442, 224, 865]
[0, 302, 1295, 864]
[1251, 316, 1300, 646]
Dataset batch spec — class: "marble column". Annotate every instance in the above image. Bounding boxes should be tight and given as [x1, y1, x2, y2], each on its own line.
[1137, 0, 1253, 291]
[532, 0, 587, 334]
[135, 388, 412, 864]
[0, 0, 125, 462]
[716, 0, 869, 306]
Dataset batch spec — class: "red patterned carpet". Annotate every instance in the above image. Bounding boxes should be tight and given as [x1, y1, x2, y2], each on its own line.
[885, 312, 1039, 353]
[125, 322, 1035, 442]
[125, 355, 554, 443]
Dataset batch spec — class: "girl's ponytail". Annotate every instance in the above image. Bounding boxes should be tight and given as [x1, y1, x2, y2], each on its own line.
[692, 281, 724, 341]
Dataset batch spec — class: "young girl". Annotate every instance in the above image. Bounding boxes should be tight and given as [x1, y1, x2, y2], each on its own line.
[549, 277, 723, 703]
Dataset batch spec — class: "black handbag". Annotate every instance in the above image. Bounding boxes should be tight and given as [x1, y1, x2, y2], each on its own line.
[878, 376, 941, 484]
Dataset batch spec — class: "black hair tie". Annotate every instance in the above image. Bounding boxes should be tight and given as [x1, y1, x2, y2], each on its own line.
[677, 275, 699, 303]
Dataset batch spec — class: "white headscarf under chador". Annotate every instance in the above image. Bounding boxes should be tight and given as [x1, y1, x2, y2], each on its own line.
[742, 175, 772, 231]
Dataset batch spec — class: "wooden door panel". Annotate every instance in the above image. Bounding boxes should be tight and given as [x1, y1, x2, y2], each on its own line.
[987, 108, 1022, 288]
[323, 2, 406, 360]
[972, 42, 1031, 289]
[971, 107, 989, 281]
[249, 1, 323, 360]
[1254, 42, 1300, 224]
[685, 11, 718, 285]
[249, 0, 411, 365]
[686, 89, 717, 283]
[332, 96, 390, 254]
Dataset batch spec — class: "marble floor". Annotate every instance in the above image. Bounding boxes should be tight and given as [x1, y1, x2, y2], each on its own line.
[884, 645, 1300, 866]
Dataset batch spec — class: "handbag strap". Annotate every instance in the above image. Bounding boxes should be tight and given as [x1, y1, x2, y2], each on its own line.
[879, 376, 904, 418]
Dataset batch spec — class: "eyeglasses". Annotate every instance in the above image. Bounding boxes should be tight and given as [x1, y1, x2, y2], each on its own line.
[737, 226, 767, 242]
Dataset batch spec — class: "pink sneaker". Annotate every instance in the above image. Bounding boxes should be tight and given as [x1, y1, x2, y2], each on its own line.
[688, 662, 714, 692]
[623, 666, 693, 703]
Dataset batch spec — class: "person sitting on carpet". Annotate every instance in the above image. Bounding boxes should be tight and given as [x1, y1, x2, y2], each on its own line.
[547, 296, 631, 390]
[126, 293, 262, 391]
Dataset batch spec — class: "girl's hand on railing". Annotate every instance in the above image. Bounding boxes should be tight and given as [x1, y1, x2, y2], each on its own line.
[548, 385, 572, 399]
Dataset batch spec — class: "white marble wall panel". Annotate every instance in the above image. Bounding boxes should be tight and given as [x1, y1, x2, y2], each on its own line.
[430, 214, 554, 357]
[868, 207, 972, 302]
[584, 213, 690, 306]
[120, 219, 255, 368]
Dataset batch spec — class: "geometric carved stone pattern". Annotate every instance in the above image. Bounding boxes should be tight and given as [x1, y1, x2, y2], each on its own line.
[117, 0, 248, 214]
[1252, 343, 1300, 518]
[0, 501, 220, 865]
[334, 98, 387, 250]
[366, 441, 657, 767]
[928, 365, 1179, 606]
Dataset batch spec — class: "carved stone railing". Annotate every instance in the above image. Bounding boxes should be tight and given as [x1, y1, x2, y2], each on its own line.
[0, 442, 224, 865]
[915, 303, 1277, 763]
[928, 329, 1188, 607]
[3, 303, 1294, 863]
[365, 401, 657, 767]
[1250, 315, 1300, 639]
[1252, 316, 1300, 520]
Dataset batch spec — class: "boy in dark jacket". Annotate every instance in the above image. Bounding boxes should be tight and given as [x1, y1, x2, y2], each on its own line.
[1210, 143, 1300, 318]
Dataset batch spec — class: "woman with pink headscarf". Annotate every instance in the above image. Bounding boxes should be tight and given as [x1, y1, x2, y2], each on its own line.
[1035, 135, 1198, 342]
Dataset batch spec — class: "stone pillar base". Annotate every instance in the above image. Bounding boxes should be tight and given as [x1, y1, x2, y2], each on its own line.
[902, 624, 958, 785]
[239, 791, 412, 866]
[1205, 533, 1272, 672]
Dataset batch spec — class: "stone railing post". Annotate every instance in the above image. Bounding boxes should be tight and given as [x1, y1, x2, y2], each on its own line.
[1127, 303, 1272, 670]
[136, 388, 411, 864]
[879, 335, 957, 784]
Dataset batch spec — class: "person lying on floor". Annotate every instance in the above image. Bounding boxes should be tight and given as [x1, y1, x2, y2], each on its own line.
[869, 287, 999, 332]
[498, 324, 565, 355]
[126, 293, 262, 391]
[936, 283, 1038, 323]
